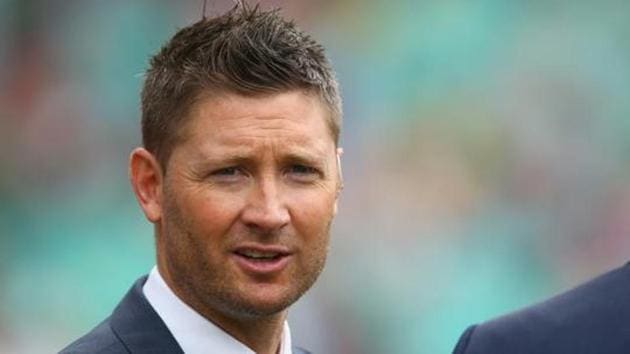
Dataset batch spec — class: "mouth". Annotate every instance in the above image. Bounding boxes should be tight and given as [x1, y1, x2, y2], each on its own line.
[231, 245, 292, 275]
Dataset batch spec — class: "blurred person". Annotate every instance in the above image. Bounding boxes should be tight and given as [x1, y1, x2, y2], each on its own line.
[60, 3, 342, 354]
[453, 262, 630, 354]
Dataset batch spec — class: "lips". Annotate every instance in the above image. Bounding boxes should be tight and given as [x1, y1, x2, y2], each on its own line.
[235, 249, 285, 260]
[231, 245, 292, 275]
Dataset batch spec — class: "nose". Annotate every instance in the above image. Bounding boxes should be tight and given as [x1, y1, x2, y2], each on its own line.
[240, 176, 290, 233]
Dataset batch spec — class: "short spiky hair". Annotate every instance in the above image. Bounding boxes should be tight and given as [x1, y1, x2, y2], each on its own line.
[141, 3, 342, 169]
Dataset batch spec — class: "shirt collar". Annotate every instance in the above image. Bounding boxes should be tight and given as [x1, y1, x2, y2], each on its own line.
[143, 266, 292, 354]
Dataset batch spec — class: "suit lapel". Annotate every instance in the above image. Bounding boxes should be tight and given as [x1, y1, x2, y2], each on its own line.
[109, 276, 184, 354]
[109, 276, 312, 354]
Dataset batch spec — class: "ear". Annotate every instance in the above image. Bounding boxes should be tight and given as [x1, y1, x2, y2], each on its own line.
[333, 147, 344, 215]
[129, 148, 164, 223]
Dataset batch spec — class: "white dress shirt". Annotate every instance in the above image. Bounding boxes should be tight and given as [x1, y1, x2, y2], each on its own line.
[143, 266, 293, 354]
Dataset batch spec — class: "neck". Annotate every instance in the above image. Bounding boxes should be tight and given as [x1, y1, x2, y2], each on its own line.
[203, 309, 287, 354]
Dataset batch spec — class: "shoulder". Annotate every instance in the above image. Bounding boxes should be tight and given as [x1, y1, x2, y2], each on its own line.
[454, 263, 630, 354]
[59, 275, 181, 354]
[59, 318, 128, 354]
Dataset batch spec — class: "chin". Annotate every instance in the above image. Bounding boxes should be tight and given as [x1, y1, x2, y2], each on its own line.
[246, 288, 300, 314]
[221, 285, 302, 319]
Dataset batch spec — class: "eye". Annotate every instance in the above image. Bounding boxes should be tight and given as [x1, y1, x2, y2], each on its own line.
[290, 164, 317, 174]
[213, 167, 239, 176]
[209, 166, 246, 182]
[287, 164, 321, 182]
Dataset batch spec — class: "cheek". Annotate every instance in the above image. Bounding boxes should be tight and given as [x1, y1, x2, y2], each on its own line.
[163, 198, 237, 274]
[290, 190, 337, 238]
[176, 192, 243, 243]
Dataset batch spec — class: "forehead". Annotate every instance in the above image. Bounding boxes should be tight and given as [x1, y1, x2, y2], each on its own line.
[178, 90, 334, 154]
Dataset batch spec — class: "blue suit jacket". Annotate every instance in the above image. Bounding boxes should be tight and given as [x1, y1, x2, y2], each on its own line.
[453, 263, 630, 354]
[60, 276, 311, 354]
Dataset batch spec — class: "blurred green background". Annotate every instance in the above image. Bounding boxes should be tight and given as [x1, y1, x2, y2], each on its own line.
[3, 0, 630, 353]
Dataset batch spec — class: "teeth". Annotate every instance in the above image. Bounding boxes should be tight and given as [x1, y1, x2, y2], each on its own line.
[240, 250, 279, 259]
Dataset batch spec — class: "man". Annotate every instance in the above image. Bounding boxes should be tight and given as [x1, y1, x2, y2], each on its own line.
[61, 3, 342, 354]
[453, 262, 630, 354]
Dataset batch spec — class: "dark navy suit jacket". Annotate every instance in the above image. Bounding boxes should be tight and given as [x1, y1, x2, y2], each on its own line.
[453, 263, 630, 354]
[60, 276, 311, 354]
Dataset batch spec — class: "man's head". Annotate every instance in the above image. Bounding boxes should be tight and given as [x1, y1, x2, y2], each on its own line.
[129, 3, 342, 329]
[141, 3, 341, 170]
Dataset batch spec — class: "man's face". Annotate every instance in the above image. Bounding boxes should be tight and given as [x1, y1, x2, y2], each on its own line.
[157, 91, 340, 320]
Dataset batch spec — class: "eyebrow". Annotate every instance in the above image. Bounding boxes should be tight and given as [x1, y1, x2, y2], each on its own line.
[192, 149, 330, 170]
[282, 152, 327, 166]
[191, 153, 252, 169]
